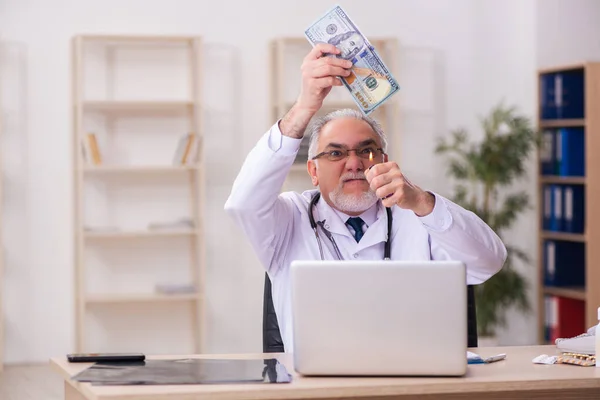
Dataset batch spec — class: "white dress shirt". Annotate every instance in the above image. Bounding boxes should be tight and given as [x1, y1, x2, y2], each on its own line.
[225, 121, 507, 352]
[334, 203, 377, 237]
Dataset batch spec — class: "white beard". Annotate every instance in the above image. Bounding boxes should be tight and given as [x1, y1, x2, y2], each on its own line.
[328, 172, 378, 213]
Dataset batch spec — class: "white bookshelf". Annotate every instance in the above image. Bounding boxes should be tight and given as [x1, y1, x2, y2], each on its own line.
[269, 37, 400, 191]
[72, 34, 205, 354]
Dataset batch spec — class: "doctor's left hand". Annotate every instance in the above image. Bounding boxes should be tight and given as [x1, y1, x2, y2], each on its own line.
[365, 162, 435, 217]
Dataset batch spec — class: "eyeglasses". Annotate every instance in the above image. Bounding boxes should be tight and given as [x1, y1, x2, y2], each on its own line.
[312, 146, 384, 162]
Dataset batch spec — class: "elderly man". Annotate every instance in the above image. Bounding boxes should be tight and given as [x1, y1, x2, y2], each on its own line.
[224, 43, 506, 352]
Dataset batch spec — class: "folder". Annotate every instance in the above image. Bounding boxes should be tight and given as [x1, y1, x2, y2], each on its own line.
[540, 73, 557, 119]
[540, 129, 555, 175]
[540, 69, 585, 120]
[558, 127, 585, 177]
[563, 185, 585, 233]
[554, 129, 562, 175]
[543, 240, 585, 287]
[543, 295, 552, 342]
[557, 69, 585, 119]
[544, 295, 585, 343]
[550, 185, 563, 231]
[542, 185, 552, 230]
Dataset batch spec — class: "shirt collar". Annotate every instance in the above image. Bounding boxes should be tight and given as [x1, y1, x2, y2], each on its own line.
[331, 201, 379, 228]
[314, 193, 380, 237]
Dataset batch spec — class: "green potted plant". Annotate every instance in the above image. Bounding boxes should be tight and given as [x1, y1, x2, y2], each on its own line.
[434, 102, 541, 342]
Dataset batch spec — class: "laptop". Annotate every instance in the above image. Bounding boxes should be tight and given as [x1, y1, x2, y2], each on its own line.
[289, 260, 468, 376]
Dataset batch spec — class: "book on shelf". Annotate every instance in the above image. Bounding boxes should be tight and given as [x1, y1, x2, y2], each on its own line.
[81, 132, 102, 165]
[173, 133, 200, 166]
[84, 225, 121, 233]
[81, 131, 202, 168]
[147, 217, 194, 231]
[83, 218, 195, 235]
[155, 283, 196, 295]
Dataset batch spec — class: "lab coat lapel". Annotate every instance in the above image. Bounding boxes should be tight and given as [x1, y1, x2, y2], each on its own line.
[356, 202, 388, 252]
[315, 195, 389, 249]
[315, 195, 354, 240]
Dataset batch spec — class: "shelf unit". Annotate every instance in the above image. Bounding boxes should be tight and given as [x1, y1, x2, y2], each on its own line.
[537, 62, 600, 343]
[269, 37, 400, 191]
[72, 35, 204, 354]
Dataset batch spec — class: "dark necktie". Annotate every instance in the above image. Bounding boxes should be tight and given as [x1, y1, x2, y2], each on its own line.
[346, 217, 365, 242]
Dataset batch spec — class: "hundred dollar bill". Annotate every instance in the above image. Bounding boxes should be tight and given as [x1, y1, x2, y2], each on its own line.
[304, 5, 400, 115]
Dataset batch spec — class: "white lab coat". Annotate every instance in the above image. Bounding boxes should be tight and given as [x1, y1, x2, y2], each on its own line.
[225, 122, 507, 352]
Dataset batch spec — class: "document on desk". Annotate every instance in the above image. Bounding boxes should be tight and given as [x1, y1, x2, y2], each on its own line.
[304, 5, 400, 115]
[71, 358, 292, 385]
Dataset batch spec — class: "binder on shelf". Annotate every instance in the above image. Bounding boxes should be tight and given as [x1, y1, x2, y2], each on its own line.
[564, 185, 585, 233]
[550, 185, 563, 232]
[543, 296, 550, 342]
[539, 69, 585, 120]
[558, 69, 585, 119]
[543, 240, 585, 287]
[540, 73, 557, 120]
[542, 184, 553, 230]
[543, 183, 585, 234]
[556, 127, 585, 176]
[544, 295, 585, 343]
[540, 129, 555, 175]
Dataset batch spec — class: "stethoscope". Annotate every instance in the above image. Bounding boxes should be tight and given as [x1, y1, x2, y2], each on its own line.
[308, 192, 393, 261]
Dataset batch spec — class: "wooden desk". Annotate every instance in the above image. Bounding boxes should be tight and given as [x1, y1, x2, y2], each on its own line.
[50, 346, 600, 400]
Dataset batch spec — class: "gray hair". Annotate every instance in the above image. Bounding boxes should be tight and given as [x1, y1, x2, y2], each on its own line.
[306, 108, 388, 160]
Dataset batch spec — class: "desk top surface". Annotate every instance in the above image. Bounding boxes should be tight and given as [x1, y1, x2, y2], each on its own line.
[50, 345, 600, 400]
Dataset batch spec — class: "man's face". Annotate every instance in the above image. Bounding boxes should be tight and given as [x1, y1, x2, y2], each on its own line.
[339, 32, 364, 60]
[308, 118, 386, 215]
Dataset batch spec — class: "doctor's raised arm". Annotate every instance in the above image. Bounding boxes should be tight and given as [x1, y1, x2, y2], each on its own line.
[224, 44, 350, 270]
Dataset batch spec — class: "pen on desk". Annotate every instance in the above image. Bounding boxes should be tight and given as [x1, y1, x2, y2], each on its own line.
[484, 353, 507, 363]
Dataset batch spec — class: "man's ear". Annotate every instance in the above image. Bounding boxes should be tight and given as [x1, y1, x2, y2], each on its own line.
[308, 160, 319, 186]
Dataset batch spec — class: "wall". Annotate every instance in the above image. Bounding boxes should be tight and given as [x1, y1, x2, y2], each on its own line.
[536, 0, 600, 68]
[471, 0, 539, 346]
[0, 0, 550, 363]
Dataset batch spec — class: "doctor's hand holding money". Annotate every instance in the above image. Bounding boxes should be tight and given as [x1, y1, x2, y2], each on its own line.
[279, 43, 352, 140]
[281, 5, 399, 140]
[298, 43, 351, 113]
